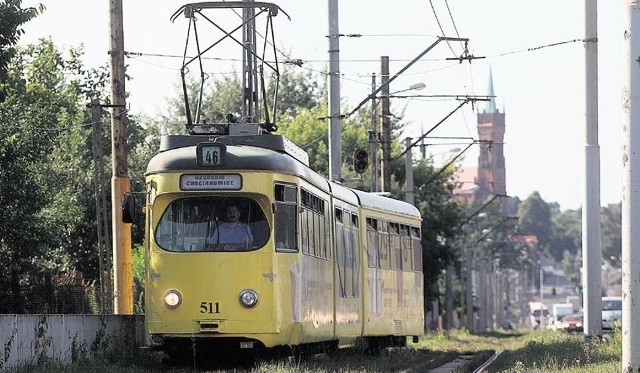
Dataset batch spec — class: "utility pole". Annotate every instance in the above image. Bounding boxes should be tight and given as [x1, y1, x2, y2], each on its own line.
[380, 56, 391, 192]
[327, 0, 342, 182]
[404, 137, 414, 204]
[109, 0, 133, 314]
[465, 243, 474, 331]
[582, 0, 602, 342]
[445, 260, 454, 331]
[622, 0, 640, 369]
[369, 73, 378, 192]
[90, 99, 112, 313]
[539, 263, 545, 329]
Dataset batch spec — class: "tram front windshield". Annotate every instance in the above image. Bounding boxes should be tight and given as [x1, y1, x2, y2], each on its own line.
[155, 197, 269, 252]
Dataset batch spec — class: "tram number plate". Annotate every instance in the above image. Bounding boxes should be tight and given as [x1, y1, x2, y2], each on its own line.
[200, 301, 220, 314]
[240, 341, 254, 349]
[197, 143, 225, 166]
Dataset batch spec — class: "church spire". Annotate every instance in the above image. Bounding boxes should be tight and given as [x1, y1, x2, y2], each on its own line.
[486, 68, 496, 114]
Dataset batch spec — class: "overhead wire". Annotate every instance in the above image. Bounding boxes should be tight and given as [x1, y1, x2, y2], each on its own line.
[3, 121, 94, 132]
[428, 0, 458, 57]
[444, 0, 461, 38]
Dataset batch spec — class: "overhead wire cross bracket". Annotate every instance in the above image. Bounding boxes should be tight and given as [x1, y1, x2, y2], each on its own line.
[445, 40, 485, 64]
[344, 36, 469, 119]
[424, 139, 492, 185]
[400, 96, 490, 158]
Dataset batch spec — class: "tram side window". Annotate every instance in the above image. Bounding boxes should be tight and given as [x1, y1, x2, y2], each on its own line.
[301, 189, 328, 259]
[336, 209, 359, 298]
[400, 224, 413, 271]
[366, 218, 379, 268]
[320, 205, 330, 259]
[351, 213, 359, 267]
[274, 183, 298, 252]
[349, 212, 360, 297]
[411, 226, 423, 272]
[335, 208, 345, 295]
[320, 200, 331, 259]
[389, 222, 401, 270]
[378, 221, 390, 269]
[313, 211, 321, 257]
[301, 206, 309, 254]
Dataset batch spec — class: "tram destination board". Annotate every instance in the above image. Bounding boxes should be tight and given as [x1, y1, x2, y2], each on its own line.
[197, 143, 226, 167]
[180, 174, 242, 190]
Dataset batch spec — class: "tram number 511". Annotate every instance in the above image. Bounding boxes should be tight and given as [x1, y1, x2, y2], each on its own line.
[200, 301, 220, 314]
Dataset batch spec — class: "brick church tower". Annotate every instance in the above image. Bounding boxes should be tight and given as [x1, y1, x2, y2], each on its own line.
[474, 69, 507, 202]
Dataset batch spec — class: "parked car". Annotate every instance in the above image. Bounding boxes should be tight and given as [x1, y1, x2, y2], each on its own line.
[558, 312, 583, 333]
[602, 296, 622, 331]
[501, 319, 513, 330]
[548, 303, 575, 330]
[529, 301, 549, 329]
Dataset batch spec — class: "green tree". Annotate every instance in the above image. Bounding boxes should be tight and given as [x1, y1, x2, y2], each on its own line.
[517, 191, 553, 250]
[160, 66, 324, 135]
[550, 207, 581, 262]
[0, 35, 153, 313]
[562, 248, 581, 285]
[601, 203, 621, 265]
[0, 0, 43, 83]
[271, 64, 325, 120]
[0, 38, 83, 312]
[413, 158, 465, 309]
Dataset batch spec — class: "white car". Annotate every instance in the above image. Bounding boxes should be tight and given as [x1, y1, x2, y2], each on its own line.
[548, 303, 575, 330]
[602, 296, 622, 330]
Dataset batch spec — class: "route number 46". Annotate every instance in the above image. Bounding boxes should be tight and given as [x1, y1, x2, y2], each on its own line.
[197, 144, 225, 167]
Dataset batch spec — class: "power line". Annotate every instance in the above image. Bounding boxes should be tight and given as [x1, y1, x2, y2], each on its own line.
[428, 0, 458, 57]
[3, 121, 95, 132]
[444, 0, 461, 38]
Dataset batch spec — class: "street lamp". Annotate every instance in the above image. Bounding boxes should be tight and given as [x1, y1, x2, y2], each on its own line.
[388, 82, 426, 96]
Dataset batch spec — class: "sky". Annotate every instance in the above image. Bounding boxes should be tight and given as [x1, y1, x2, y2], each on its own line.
[18, 0, 626, 211]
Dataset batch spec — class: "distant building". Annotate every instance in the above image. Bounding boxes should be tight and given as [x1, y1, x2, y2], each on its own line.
[453, 69, 507, 213]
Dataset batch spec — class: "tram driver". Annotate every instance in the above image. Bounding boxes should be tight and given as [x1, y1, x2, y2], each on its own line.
[210, 204, 253, 249]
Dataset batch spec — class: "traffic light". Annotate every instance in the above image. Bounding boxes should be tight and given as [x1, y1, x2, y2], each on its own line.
[352, 149, 369, 174]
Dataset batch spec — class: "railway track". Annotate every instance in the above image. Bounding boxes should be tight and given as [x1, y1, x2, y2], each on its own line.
[144, 347, 501, 372]
[420, 350, 502, 373]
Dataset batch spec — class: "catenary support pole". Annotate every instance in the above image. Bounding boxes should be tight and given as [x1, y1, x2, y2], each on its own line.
[109, 0, 133, 314]
[582, 0, 602, 342]
[404, 137, 414, 204]
[327, 0, 342, 182]
[622, 0, 640, 369]
[465, 244, 474, 331]
[380, 57, 391, 192]
[370, 74, 378, 192]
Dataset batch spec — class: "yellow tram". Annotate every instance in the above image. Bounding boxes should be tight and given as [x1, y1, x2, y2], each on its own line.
[140, 133, 424, 359]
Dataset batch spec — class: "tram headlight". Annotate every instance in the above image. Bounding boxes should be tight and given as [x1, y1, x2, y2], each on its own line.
[239, 289, 258, 308]
[164, 289, 182, 309]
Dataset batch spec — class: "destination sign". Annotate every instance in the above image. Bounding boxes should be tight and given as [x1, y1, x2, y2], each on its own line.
[180, 174, 242, 190]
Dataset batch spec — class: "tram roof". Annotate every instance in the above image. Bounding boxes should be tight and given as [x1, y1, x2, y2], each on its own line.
[147, 134, 328, 190]
[351, 189, 421, 219]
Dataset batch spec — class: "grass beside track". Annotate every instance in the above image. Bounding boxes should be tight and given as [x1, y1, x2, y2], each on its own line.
[13, 328, 622, 372]
[413, 327, 621, 373]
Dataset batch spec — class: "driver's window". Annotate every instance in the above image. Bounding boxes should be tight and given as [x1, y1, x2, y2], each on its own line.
[155, 197, 269, 252]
